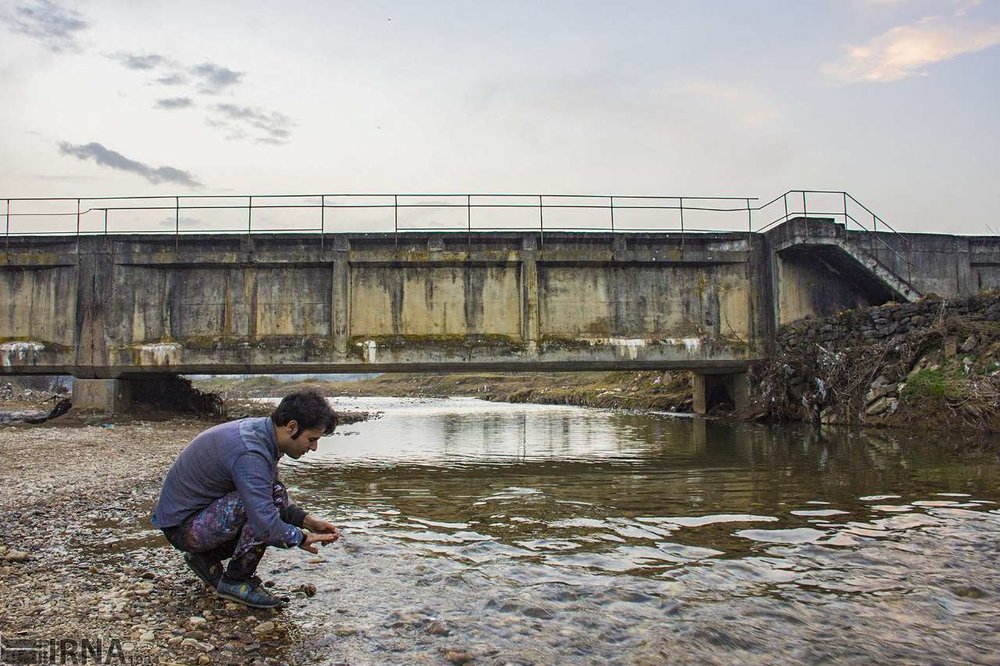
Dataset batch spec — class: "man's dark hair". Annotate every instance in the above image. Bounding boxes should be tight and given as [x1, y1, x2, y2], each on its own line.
[271, 390, 338, 438]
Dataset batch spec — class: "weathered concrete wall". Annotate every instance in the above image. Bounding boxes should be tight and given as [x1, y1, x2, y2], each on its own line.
[1, 221, 995, 381]
[350, 264, 522, 337]
[0, 231, 761, 376]
[537, 264, 751, 339]
[775, 250, 886, 326]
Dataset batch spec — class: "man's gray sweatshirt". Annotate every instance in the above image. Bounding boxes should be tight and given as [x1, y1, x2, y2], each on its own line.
[151, 416, 305, 548]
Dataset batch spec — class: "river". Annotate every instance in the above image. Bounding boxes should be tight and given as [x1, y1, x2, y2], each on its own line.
[268, 397, 1000, 664]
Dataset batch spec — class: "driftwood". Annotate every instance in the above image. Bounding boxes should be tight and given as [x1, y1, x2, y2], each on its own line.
[0, 397, 72, 425]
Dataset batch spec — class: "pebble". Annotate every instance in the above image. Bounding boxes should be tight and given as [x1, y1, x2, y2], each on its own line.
[427, 620, 451, 636]
[140, 631, 155, 642]
[307, 556, 325, 564]
[253, 620, 277, 637]
[445, 649, 474, 664]
[297, 583, 317, 597]
[333, 625, 358, 637]
[188, 616, 208, 628]
[5, 550, 30, 562]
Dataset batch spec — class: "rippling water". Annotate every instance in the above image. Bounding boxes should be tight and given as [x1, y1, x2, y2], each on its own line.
[268, 398, 1000, 665]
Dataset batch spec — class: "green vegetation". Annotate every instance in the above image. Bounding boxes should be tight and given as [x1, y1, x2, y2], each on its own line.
[901, 368, 963, 400]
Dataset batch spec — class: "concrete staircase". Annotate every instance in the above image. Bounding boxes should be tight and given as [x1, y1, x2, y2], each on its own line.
[768, 216, 923, 303]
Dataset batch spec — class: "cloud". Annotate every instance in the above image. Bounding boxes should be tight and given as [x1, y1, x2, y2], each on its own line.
[191, 63, 244, 94]
[823, 15, 1000, 83]
[156, 97, 194, 110]
[156, 73, 188, 86]
[1, 0, 87, 52]
[208, 104, 295, 144]
[58, 142, 203, 187]
[112, 52, 167, 70]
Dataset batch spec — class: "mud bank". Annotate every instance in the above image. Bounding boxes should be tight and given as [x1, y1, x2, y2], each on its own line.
[197, 370, 694, 414]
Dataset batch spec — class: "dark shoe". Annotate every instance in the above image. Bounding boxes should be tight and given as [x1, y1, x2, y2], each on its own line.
[216, 576, 286, 609]
[183, 553, 223, 589]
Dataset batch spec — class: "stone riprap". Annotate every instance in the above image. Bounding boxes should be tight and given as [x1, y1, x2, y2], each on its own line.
[753, 292, 1000, 428]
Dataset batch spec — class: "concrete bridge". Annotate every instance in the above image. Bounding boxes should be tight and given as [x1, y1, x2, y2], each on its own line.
[1, 214, 996, 412]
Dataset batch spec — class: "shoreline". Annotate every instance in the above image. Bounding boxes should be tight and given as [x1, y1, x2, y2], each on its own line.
[0, 417, 358, 666]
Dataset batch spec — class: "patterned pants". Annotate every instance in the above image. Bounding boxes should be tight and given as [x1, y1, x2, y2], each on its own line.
[162, 482, 295, 581]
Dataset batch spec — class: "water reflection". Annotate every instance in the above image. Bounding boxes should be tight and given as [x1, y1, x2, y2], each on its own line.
[274, 398, 1000, 664]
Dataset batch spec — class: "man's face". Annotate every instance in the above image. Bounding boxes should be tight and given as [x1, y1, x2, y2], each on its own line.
[277, 421, 327, 459]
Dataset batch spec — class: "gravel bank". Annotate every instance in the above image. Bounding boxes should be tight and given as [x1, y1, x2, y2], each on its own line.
[0, 418, 337, 666]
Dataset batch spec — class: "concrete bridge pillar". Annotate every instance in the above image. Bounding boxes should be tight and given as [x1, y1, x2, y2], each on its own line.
[72, 378, 134, 412]
[692, 372, 748, 415]
[521, 236, 540, 354]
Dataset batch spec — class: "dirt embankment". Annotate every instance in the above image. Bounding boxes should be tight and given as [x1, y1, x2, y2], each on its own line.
[750, 292, 1000, 433]
[196, 370, 694, 413]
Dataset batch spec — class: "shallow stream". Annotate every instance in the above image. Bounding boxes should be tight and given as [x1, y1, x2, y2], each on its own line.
[269, 397, 1000, 664]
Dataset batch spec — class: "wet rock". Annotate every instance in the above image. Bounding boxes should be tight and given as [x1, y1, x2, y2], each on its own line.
[820, 406, 843, 425]
[444, 649, 475, 664]
[866, 397, 890, 416]
[426, 620, 451, 636]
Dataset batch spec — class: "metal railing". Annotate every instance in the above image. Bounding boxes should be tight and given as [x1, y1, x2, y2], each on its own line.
[0, 190, 913, 283]
[0, 192, 761, 235]
[755, 190, 914, 286]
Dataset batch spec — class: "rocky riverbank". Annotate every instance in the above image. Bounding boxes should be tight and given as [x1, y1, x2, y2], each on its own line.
[750, 291, 1000, 433]
[0, 416, 369, 666]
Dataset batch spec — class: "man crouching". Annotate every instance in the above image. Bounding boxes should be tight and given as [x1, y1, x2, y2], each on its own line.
[152, 390, 341, 609]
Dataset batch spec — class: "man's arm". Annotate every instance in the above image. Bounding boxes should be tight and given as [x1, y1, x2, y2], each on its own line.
[232, 453, 303, 548]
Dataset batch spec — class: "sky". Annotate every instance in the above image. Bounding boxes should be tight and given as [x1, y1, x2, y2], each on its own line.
[0, 0, 998, 235]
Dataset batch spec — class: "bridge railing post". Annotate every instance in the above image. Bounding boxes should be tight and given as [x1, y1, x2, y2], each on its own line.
[394, 194, 398, 246]
[320, 194, 325, 252]
[609, 195, 615, 235]
[467, 194, 472, 248]
[247, 195, 253, 237]
[679, 197, 685, 257]
[4, 199, 9, 255]
[873, 213, 879, 263]
[538, 195, 544, 246]
[174, 196, 180, 253]
[783, 192, 788, 223]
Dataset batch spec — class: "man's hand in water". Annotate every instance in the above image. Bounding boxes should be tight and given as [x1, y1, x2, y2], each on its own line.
[299, 530, 339, 554]
[303, 514, 341, 541]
